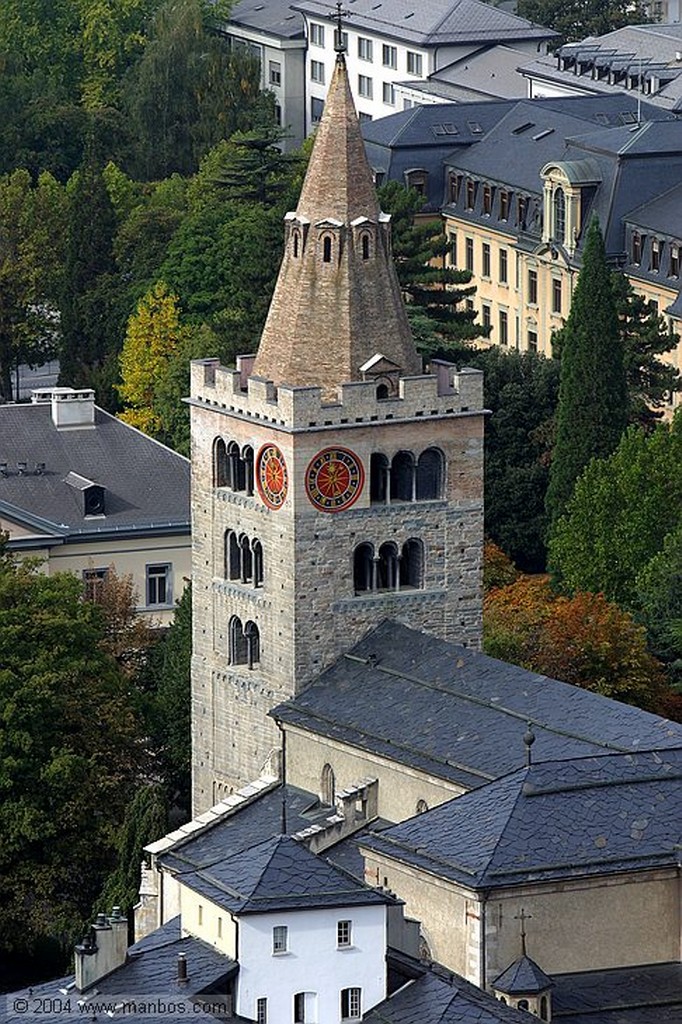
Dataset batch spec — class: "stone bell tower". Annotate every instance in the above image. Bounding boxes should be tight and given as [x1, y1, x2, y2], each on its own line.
[189, 47, 485, 813]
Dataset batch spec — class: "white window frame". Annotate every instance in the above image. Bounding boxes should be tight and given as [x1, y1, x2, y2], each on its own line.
[272, 925, 288, 954]
[358, 36, 373, 61]
[337, 920, 352, 947]
[256, 998, 267, 1024]
[382, 43, 397, 68]
[341, 987, 362, 1021]
[310, 22, 325, 46]
[383, 82, 396, 105]
[311, 59, 325, 84]
[146, 563, 172, 608]
[269, 60, 281, 87]
[358, 74, 373, 99]
[406, 50, 423, 76]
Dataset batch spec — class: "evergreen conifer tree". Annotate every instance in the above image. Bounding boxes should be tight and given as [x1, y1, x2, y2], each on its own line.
[546, 216, 627, 529]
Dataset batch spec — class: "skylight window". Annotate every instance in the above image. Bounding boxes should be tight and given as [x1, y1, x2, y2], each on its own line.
[511, 122, 535, 135]
[533, 128, 555, 141]
[468, 121, 483, 133]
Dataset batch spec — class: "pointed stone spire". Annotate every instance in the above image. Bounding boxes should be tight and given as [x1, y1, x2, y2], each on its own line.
[252, 53, 421, 400]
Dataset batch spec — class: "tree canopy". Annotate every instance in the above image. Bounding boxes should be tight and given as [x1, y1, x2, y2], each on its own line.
[517, 0, 650, 45]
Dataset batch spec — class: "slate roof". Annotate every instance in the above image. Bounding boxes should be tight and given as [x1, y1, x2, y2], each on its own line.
[272, 622, 682, 791]
[293, 0, 555, 47]
[364, 965, 535, 1023]
[4, 917, 238, 1024]
[178, 834, 395, 914]
[410, 45, 531, 104]
[360, 748, 682, 890]
[552, 961, 682, 1024]
[227, 0, 304, 40]
[155, 782, 334, 875]
[493, 955, 553, 995]
[0, 401, 190, 542]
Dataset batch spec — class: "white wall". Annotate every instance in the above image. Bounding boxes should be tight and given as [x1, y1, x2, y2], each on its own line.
[236, 905, 387, 1024]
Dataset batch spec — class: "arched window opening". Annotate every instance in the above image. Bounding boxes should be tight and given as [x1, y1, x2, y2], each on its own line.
[214, 438, 229, 487]
[323, 235, 332, 263]
[353, 542, 375, 593]
[400, 539, 424, 589]
[517, 1000, 529, 1012]
[416, 799, 429, 814]
[416, 448, 444, 500]
[239, 533, 253, 583]
[370, 453, 389, 504]
[321, 763, 336, 805]
[293, 230, 300, 257]
[242, 446, 254, 496]
[540, 996, 548, 1021]
[391, 451, 415, 502]
[377, 542, 399, 590]
[253, 539, 264, 587]
[553, 187, 566, 244]
[229, 616, 248, 665]
[244, 620, 260, 669]
[225, 530, 240, 580]
[499, 997, 507, 1005]
[376, 383, 389, 400]
[227, 441, 243, 491]
[361, 233, 370, 260]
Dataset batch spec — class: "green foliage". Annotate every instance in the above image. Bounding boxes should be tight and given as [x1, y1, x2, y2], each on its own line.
[0, 555, 144, 962]
[144, 586, 192, 812]
[546, 218, 628, 529]
[378, 180, 488, 358]
[549, 418, 682, 608]
[636, 523, 682, 686]
[98, 785, 168, 923]
[517, 0, 650, 45]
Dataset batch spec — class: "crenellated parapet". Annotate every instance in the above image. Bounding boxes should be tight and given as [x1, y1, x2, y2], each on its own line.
[190, 356, 484, 434]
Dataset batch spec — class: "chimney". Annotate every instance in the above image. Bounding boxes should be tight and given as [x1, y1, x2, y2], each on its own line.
[31, 387, 96, 429]
[74, 907, 128, 991]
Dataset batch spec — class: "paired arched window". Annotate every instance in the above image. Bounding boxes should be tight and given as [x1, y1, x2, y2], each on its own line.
[369, 447, 444, 504]
[213, 438, 254, 495]
[224, 531, 263, 587]
[321, 763, 336, 806]
[229, 616, 260, 668]
[353, 538, 424, 593]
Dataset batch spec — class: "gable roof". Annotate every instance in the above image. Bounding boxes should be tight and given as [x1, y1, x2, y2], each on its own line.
[0, 398, 189, 542]
[227, 0, 305, 40]
[361, 748, 682, 890]
[293, 0, 555, 47]
[178, 834, 394, 914]
[272, 621, 682, 791]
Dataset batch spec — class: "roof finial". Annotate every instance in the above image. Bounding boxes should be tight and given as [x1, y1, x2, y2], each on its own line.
[523, 722, 535, 766]
[514, 907, 532, 958]
[333, 1, 351, 57]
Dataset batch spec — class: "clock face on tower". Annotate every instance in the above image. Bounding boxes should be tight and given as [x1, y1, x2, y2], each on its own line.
[305, 446, 365, 512]
[256, 444, 289, 509]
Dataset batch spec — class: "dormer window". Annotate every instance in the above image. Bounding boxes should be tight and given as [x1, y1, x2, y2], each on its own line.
[449, 173, 462, 204]
[466, 179, 476, 210]
[553, 187, 566, 244]
[482, 184, 492, 216]
[670, 245, 680, 278]
[651, 237, 661, 273]
[499, 191, 509, 221]
[632, 232, 642, 265]
[405, 169, 428, 196]
[517, 195, 527, 228]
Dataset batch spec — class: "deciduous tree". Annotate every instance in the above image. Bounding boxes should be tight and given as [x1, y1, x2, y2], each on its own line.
[517, 0, 650, 45]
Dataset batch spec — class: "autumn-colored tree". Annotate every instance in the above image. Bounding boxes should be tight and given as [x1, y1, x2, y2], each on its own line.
[85, 565, 157, 679]
[483, 541, 519, 593]
[484, 575, 666, 712]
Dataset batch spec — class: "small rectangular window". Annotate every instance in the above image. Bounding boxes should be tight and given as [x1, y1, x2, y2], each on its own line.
[482, 242, 491, 278]
[217, 917, 222, 938]
[407, 51, 422, 76]
[382, 44, 397, 68]
[499, 248, 508, 284]
[310, 22, 325, 46]
[341, 988, 362, 1020]
[448, 173, 461, 204]
[146, 563, 171, 607]
[198, 905, 203, 926]
[499, 190, 509, 221]
[632, 232, 642, 265]
[465, 179, 476, 210]
[670, 245, 680, 278]
[528, 269, 538, 305]
[257, 998, 267, 1024]
[517, 195, 527, 227]
[311, 97, 324, 123]
[651, 238, 661, 272]
[311, 60, 325, 84]
[482, 184, 492, 216]
[358, 111, 373, 123]
[337, 920, 352, 947]
[482, 303, 491, 329]
[269, 61, 281, 86]
[358, 74, 373, 99]
[552, 278, 562, 314]
[83, 567, 108, 603]
[527, 330, 538, 352]
[465, 237, 474, 273]
[499, 310, 508, 346]
[358, 36, 373, 61]
[383, 82, 396, 105]
[448, 232, 457, 266]
[272, 925, 288, 954]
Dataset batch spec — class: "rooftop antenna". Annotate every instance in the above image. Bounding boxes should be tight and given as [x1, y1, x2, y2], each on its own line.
[514, 907, 532, 958]
[523, 722, 536, 766]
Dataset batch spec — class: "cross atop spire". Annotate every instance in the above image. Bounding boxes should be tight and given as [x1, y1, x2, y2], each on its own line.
[333, 1, 351, 56]
[514, 907, 532, 958]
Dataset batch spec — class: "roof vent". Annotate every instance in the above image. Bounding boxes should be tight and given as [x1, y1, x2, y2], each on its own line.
[512, 121, 535, 135]
[64, 472, 106, 517]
